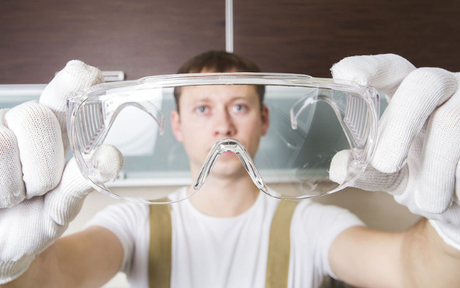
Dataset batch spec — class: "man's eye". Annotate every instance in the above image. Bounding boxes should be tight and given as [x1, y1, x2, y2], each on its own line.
[195, 106, 209, 114]
[232, 104, 247, 112]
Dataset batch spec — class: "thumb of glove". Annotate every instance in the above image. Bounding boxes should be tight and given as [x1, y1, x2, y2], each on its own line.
[329, 149, 408, 194]
[39, 60, 104, 153]
[44, 144, 123, 226]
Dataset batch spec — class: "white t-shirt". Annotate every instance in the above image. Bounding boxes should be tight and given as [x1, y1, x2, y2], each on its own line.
[86, 188, 364, 288]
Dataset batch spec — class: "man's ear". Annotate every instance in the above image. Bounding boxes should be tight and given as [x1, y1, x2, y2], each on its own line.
[261, 104, 270, 136]
[170, 110, 183, 142]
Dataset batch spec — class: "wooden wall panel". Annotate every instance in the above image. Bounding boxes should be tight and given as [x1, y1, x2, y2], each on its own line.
[234, 0, 460, 77]
[0, 0, 225, 83]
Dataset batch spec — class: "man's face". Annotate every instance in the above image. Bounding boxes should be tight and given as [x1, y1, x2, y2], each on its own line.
[171, 85, 269, 179]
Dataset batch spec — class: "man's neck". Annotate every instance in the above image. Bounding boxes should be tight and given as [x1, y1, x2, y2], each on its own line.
[188, 172, 260, 217]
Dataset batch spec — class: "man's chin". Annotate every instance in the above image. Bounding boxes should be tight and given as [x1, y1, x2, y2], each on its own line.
[210, 159, 248, 178]
[220, 151, 238, 158]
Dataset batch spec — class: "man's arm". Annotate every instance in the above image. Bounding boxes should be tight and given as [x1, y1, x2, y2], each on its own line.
[329, 219, 460, 288]
[2, 226, 123, 288]
[400, 219, 460, 287]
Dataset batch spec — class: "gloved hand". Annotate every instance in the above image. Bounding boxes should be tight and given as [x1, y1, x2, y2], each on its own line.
[329, 54, 460, 250]
[0, 61, 123, 284]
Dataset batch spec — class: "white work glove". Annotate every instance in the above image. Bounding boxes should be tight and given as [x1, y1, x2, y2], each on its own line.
[329, 54, 460, 250]
[0, 61, 123, 284]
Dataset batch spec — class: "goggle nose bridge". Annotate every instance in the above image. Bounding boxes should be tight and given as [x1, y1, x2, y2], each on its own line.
[193, 139, 269, 194]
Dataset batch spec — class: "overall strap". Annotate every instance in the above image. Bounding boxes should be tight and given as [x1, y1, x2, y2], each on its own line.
[265, 200, 299, 288]
[148, 200, 172, 288]
[148, 199, 298, 288]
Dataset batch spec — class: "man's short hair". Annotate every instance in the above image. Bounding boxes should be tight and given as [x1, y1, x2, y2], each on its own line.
[173, 50, 265, 112]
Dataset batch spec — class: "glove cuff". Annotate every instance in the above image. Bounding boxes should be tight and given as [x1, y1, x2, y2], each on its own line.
[0, 256, 34, 284]
[429, 219, 460, 251]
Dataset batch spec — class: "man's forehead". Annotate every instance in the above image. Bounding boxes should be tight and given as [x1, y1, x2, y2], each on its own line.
[180, 85, 258, 101]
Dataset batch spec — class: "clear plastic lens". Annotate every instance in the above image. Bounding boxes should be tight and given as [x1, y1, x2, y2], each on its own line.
[67, 73, 379, 204]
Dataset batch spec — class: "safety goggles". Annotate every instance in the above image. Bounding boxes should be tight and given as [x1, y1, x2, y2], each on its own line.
[67, 73, 379, 204]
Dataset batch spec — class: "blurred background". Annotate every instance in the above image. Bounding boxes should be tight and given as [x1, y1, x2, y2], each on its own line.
[1, 0, 459, 83]
[1, 0, 459, 287]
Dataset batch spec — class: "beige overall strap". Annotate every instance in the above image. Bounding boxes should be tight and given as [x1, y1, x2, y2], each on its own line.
[265, 200, 299, 288]
[148, 200, 172, 288]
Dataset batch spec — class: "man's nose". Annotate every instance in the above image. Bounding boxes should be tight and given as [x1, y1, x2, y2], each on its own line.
[213, 109, 236, 137]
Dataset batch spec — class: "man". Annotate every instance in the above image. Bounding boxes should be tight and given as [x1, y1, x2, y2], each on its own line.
[1, 51, 460, 288]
